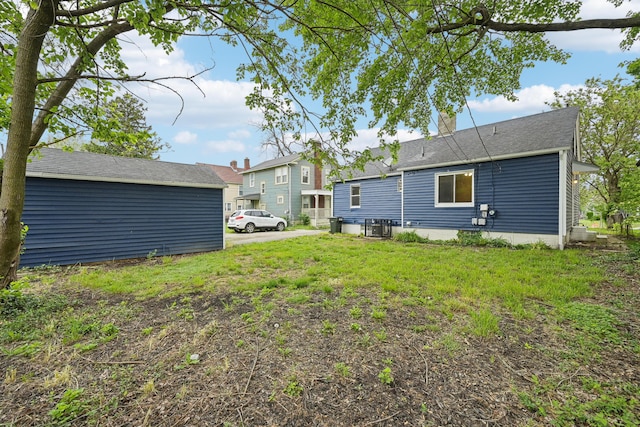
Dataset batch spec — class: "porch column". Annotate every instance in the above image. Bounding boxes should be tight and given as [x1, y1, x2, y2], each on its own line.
[313, 194, 319, 227]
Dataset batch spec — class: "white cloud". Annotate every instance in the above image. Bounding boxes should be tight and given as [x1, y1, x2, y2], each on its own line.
[204, 140, 247, 154]
[547, 0, 640, 53]
[173, 130, 198, 145]
[467, 84, 584, 114]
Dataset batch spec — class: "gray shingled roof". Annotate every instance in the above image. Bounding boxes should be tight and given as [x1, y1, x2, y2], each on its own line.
[26, 148, 226, 188]
[346, 107, 579, 179]
[241, 153, 301, 174]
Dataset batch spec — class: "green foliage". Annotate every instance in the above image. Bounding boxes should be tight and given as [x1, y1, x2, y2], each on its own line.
[283, 376, 303, 397]
[469, 308, 501, 338]
[298, 213, 311, 226]
[83, 93, 170, 159]
[549, 77, 640, 215]
[518, 376, 639, 426]
[49, 388, 90, 426]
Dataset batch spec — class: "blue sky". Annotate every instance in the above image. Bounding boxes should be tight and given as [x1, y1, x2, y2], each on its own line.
[105, 1, 640, 167]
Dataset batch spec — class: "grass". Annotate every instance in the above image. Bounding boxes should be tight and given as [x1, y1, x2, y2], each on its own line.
[2, 233, 638, 426]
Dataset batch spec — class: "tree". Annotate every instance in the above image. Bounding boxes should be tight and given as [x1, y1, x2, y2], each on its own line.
[83, 93, 169, 159]
[549, 77, 640, 226]
[4, 0, 640, 285]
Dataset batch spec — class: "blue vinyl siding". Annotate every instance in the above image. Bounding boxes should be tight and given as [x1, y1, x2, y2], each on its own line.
[333, 175, 402, 225]
[20, 178, 223, 267]
[404, 154, 560, 234]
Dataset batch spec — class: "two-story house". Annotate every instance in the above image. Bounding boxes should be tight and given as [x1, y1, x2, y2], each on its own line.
[200, 158, 250, 220]
[237, 153, 332, 226]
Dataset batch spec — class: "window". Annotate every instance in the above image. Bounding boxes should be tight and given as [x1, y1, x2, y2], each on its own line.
[275, 166, 288, 184]
[225, 202, 232, 212]
[238, 185, 243, 196]
[277, 195, 284, 204]
[301, 166, 310, 184]
[435, 170, 473, 207]
[302, 196, 310, 209]
[249, 173, 255, 187]
[397, 178, 402, 192]
[260, 181, 266, 194]
[350, 184, 361, 208]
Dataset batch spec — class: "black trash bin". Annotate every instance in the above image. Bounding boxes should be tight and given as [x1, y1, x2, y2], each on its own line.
[329, 217, 343, 234]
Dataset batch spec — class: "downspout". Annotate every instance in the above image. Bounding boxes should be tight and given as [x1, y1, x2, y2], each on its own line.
[400, 171, 405, 229]
[288, 163, 292, 223]
[558, 151, 567, 250]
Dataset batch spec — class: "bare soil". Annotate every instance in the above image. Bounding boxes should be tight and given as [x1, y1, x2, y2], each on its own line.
[1, 247, 638, 426]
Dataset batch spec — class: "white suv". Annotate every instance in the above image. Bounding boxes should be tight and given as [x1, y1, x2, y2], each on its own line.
[227, 210, 287, 233]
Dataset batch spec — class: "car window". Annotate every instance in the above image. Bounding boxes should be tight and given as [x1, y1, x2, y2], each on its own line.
[230, 211, 239, 218]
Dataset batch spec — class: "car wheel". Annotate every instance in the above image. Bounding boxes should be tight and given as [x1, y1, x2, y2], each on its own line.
[245, 222, 256, 233]
[276, 222, 285, 232]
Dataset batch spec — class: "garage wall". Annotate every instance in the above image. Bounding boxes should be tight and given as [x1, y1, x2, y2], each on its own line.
[20, 177, 224, 267]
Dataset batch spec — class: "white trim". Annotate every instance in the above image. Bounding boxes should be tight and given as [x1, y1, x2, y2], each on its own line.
[558, 150, 567, 250]
[400, 172, 404, 227]
[301, 165, 311, 185]
[350, 184, 361, 208]
[434, 169, 474, 208]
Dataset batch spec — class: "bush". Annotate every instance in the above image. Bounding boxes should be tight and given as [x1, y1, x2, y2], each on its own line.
[298, 213, 311, 226]
[394, 231, 428, 243]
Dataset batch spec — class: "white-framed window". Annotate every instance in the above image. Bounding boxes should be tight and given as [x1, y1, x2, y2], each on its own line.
[275, 166, 288, 184]
[301, 166, 310, 184]
[350, 184, 361, 208]
[302, 195, 310, 209]
[249, 173, 255, 187]
[260, 181, 266, 194]
[225, 202, 232, 212]
[435, 170, 474, 207]
[277, 195, 284, 204]
[238, 185, 243, 196]
[397, 178, 402, 192]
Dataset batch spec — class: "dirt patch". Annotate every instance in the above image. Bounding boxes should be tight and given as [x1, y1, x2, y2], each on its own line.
[1, 249, 639, 426]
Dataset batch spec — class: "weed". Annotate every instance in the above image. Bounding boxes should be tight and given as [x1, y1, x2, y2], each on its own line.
[349, 306, 363, 319]
[378, 367, 394, 385]
[350, 323, 362, 332]
[278, 347, 292, 357]
[1, 342, 41, 357]
[321, 320, 336, 336]
[334, 362, 351, 378]
[469, 308, 500, 338]
[370, 308, 387, 321]
[49, 388, 90, 426]
[44, 365, 73, 389]
[373, 329, 387, 342]
[283, 376, 303, 397]
[141, 327, 154, 336]
[358, 333, 372, 348]
[5, 367, 17, 384]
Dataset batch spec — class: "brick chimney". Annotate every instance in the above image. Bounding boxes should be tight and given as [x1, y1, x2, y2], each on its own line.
[437, 111, 456, 136]
[244, 158, 250, 170]
[230, 160, 238, 171]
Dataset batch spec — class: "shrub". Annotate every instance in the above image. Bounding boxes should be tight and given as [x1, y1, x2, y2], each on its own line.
[298, 213, 311, 226]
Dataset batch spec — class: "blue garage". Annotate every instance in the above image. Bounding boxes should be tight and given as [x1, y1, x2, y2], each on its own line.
[21, 148, 226, 267]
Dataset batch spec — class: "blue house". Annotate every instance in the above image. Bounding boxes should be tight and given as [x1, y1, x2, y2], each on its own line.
[333, 107, 597, 248]
[21, 148, 227, 267]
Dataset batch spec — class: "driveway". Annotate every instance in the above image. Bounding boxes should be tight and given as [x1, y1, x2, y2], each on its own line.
[225, 229, 327, 246]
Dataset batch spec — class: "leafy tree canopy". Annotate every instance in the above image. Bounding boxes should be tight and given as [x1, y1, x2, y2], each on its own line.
[82, 93, 170, 160]
[549, 77, 640, 221]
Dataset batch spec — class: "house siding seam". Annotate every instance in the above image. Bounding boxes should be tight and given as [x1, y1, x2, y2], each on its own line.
[333, 176, 402, 225]
[20, 178, 223, 267]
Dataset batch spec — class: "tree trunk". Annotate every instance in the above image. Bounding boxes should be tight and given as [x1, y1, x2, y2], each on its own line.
[0, 2, 55, 287]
